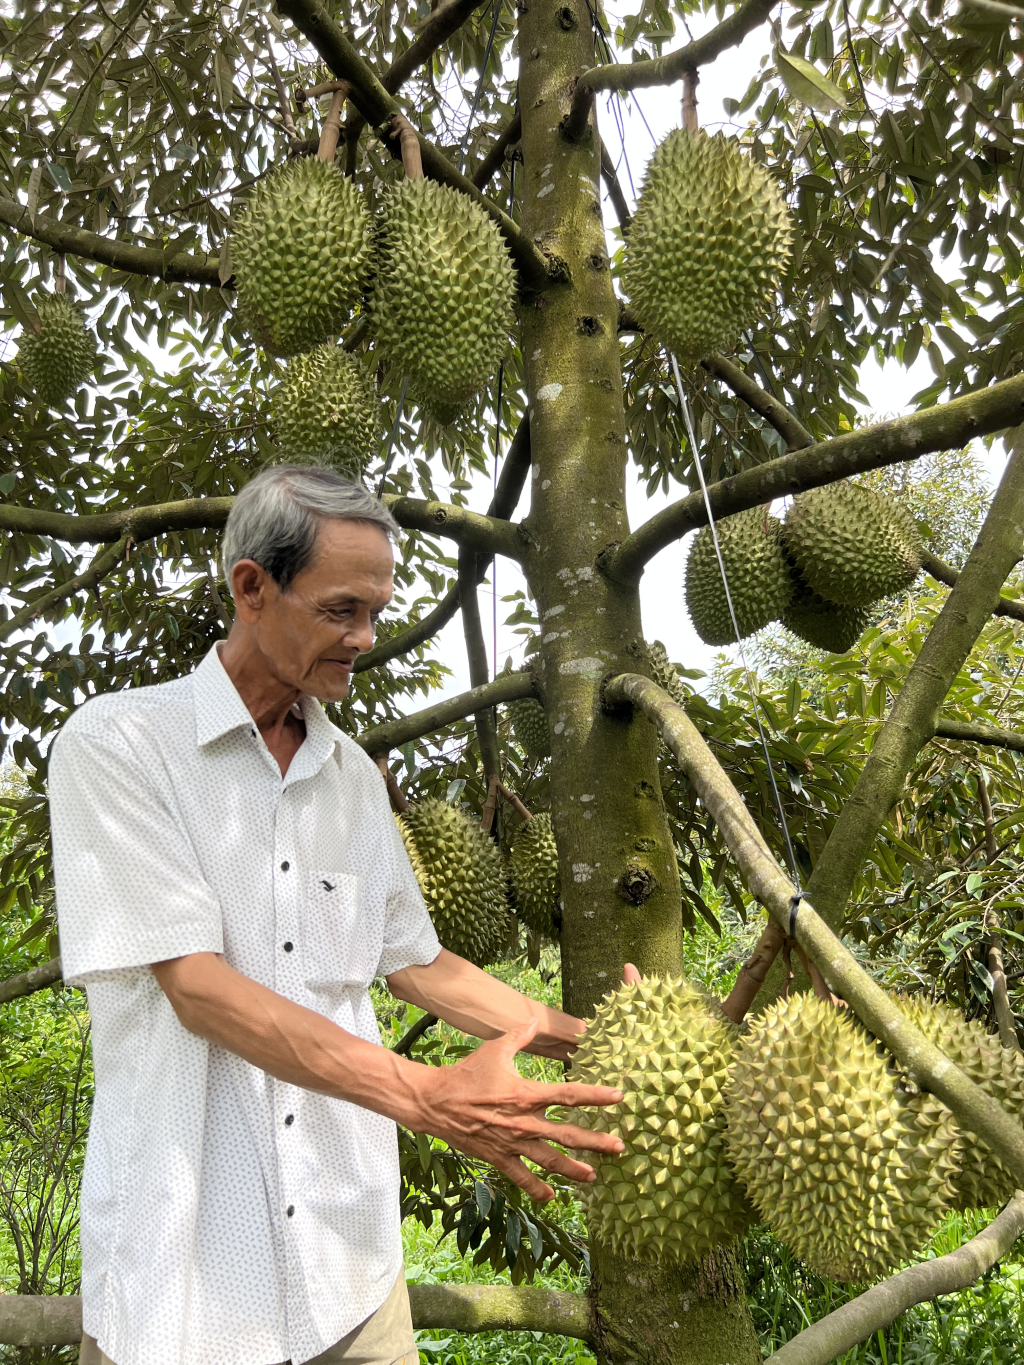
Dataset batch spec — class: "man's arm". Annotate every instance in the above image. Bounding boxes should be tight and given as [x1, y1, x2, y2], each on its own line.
[387, 949, 586, 1061]
[152, 952, 624, 1202]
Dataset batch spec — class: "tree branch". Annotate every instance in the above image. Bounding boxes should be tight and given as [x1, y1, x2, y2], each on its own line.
[0, 956, 63, 1005]
[701, 354, 814, 451]
[921, 547, 1024, 623]
[604, 671, 1024, 1196]
[599, 141, 632, 233]
[473, 112, 522, 189]
[384, 499, 522, 560]
[803, 436, 1024, 932]
[0, 196, 222, 286]
[273, 0, 551, 289]
[562, 0, 778, 141]
[768, 1193, 1024, 1365]
[355, 672, 534, 755]
[933, 719, 1024, 753]
[459, 547, 502, 779]
[605, 374, 1024, 584]
[1, 537, 129, 644]
[391, 1011, 438, 1054]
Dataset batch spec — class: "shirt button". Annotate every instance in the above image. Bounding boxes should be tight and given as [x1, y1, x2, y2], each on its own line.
[286, 1205, 295, 1218]
[280, 861, 290, 871]
[283, 942, 293, 953]
[285, 1114, 294, 1126]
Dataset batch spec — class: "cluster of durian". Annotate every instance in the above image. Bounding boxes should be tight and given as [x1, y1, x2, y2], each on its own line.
[684, 483, 923, 654]
[229, 152, 516, 469]
[17, 293, 97, 407]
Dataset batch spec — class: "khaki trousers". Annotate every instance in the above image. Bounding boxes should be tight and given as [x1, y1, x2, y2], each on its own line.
[79, 1270, 419, 1365]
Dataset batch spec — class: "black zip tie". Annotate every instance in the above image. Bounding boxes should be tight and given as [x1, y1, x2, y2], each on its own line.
[457, 0, 505, 174]
[376, 376, 409, 500]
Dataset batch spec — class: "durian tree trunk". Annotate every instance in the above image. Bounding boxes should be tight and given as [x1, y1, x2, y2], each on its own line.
[515, 7, 759, 1361]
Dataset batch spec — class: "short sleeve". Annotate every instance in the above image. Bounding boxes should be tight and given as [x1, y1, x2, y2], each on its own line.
[51, 721, 224, 986]
[373, 792, 440, 979]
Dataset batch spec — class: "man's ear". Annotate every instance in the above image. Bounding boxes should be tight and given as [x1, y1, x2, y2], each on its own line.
[230, 559, 273, 624]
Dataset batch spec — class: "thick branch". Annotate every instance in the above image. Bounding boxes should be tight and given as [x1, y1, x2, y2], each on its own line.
[769, 1193, 1024, 1365]
[933, 719, 1024, 753]
[355, 672, 534, 755]
[606, 374, 1024, 583]
[274, 0, 550, 289]
[0, 497, 234, 544]
[701, 354, 814, 451]
[562, 0, 777, 141]
[0, 956, 63, 1005]
[605, 671, 1024, 1194]
[804, 437, 1024, 931]
[0, 196, 222, 285]
[1, 536, 128, 643]
[383, 498, 523, 560]
[921, 548, 1024, 623]
[354, 590, 462, 673]
[473, 112, 522, 189]
[388, 1, 491, 93]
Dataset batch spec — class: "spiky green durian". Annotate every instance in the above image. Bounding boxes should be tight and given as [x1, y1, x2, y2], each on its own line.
[370, 178, 515, 419]
[271, 345, 377, 477]
[571, 977, 750, 1264]
[623, 130, 792, 363]
[725, 994, 960, 1282]
[781, 577, 871, 654]
[398, 798, 509, 967]
[897, 995, 1024, 1210]
[684, 506, 793, 645]
[509, 813, 560, 939]
[18, 295, 96, 405]
[230, 158, 372, 357]
[648, 640, 688, 704]
[783, 483, 922, 608]
[509, 696, 550, 761]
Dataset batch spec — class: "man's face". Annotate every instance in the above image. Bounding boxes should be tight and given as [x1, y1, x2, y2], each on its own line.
[234, 519, 394, 702]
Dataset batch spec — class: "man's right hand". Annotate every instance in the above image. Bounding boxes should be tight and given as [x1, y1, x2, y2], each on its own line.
[404, 1017, 625, 1202]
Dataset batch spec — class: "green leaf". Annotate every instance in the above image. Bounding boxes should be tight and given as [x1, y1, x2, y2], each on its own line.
[774, 48, 848, 113]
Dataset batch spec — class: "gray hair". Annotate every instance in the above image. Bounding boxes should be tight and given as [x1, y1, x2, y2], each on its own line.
[221, 465, 400, 593]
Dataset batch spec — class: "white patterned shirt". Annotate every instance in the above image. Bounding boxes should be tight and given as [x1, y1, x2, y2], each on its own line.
[50, 645, 440, 1365]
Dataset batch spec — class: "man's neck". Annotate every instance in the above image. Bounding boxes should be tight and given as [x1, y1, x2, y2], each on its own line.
[218, 631, 307, 778]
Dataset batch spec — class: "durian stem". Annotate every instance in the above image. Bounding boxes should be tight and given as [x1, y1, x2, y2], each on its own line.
[481, 773, 500, 834]
[921, 547, 1024, 623]
[721, 921, 786, 1022]
[315, 83, 349, 161]
[682, 70, 699, 132]
[766, 1192, 1024, 1365]
[604, 373, 1024, 584]
[701, 353, 814, 451]
[497, 783, 532, 823]
[390, 114, 424, 178]
[795, 943, 840, 1005]
[54, 252, 66, 294]
[356, 673, 534, 757]
[604, 669, 1024, 1202]
[374, 753, 409, 814]
[0, 956, 63, 1005]
[979, 771, 1019, 1046]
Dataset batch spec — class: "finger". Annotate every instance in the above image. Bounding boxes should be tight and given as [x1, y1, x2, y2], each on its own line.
[518, 1139, 605, 1185]
[492, 1016, 539, 1060]
[535, 1081, 625, 1109]
[531, 1119, 625, 1155]
[624, 962, 642, 985]
[491, 1153, 554, 1203]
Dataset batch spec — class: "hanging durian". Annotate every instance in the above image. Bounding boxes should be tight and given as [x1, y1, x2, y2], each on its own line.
[398, 798, 509, 967]
[897, 995, 1024, 1210]
[509, 813, 561, 939]
[781, 577, 871, 654]
[648, 640, 688, 704]
[725, 993, 960, 1282]
[509, 695, 550, 762]
[570, 976, 751, 1264]
[370, 177, 515, 419]
[623, 129, 792, 363]
[783, 483, 922, 608]
[18, 294, 97, 406]
[271, 344, 377, 477]
[230, 158, 372, 357]
[684, 506, 793, 645]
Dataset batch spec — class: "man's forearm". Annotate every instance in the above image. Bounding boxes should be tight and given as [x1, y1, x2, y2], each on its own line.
[387, 949, 585, 1060]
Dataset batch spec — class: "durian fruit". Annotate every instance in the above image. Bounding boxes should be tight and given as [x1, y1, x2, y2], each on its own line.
[18, 294, 97, 405]
[570, 976, 751, 1264]
[230, 158, 372, 357]
[623, 130, 792, 363]
[371, 178, 515, 418]
[648, 640, 688, 704]
[398, 798, 509, 967]
[509, 696, 550, 761]
[271, 345, 377, 477]
[898, 995, 1024, 1210]
[725, 994, 960, 1282]
[509, 813, 560, 939]
[783, 483, 922, 608]
[684, 506, 793, 645]
[781, 577, 871, 654]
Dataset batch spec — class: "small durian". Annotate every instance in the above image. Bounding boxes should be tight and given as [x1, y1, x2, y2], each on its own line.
[623, 130, 792, 363]
[509, 813, 560, 939]
[398, 798, 509, 967]
[371, 178, 515, 419]
[783, 483, 922, 608]
[571, 977, 750, 1264]
[781, 576, 871, 654]
[18, 294, 96, 405]
[230, 158, 372, 357]
[684, 506, 793, 645]
[271, 345, 377, 477]
[648, 640, 688, 704]
[508, 696, 550, 762]
[898, 995, 1024, 1210]
[725, 993, 960, 1282]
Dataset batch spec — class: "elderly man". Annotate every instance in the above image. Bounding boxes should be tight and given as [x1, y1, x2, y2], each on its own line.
[50, 464, 624, 1365]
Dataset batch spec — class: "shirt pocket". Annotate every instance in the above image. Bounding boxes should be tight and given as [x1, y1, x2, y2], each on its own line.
[300, 871, 375, 990]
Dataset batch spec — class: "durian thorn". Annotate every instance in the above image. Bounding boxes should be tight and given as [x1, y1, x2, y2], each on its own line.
[316, 84, 351, 163]
[390, 114, 424, 180]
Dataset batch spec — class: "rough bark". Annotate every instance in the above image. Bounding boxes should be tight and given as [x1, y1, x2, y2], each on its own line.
[933, 718, 1024, 752]
[0, 957, 63, 1004]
